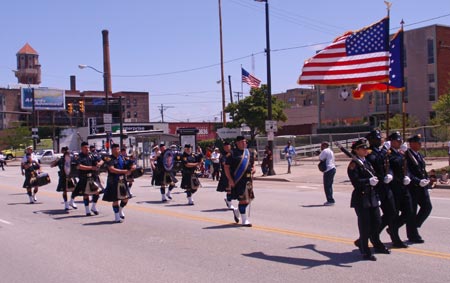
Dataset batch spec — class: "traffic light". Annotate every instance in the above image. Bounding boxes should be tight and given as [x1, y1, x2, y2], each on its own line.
[79, 100, 85, 113]
[67, 103, 73, 114]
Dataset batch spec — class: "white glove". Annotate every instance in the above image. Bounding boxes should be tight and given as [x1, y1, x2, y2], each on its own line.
[383, 174, 393, 184]
[419, 179, 430, 187]
[369, 176, 379, 186]
[400, 142, 408, 152]
[403, 176, 411, 186]
[383, 141, 391, 150]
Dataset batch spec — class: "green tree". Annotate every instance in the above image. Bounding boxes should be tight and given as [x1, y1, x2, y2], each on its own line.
[432, 92, 450, 125]
[387, 113, 421, 130]
[224, 85, 287, 142]
[0, 122, 31, 149]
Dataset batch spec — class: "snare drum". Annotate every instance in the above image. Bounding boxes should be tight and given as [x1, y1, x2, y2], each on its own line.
[36, 173, 51, 187]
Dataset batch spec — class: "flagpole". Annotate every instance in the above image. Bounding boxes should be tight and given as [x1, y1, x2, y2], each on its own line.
[385, 1, 392, 137]
[218, 0, 226, 127]
[400, 20, 406, 137]
[240, 64, 243, 97]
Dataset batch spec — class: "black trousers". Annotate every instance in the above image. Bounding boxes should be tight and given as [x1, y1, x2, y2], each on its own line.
[392, 189, 418, 240]
[354, 206, 382, 255]
[378, 189, 402, 243]
[410, 186, 432, 229]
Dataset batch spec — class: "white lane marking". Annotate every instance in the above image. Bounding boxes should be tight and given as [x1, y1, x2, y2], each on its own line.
[430, 216, 450, 220]
[296, 185, 319, 190]
[0, 219, 12, 225]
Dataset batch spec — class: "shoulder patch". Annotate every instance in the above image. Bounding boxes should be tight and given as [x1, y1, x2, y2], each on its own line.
[348, 161, 356, 170]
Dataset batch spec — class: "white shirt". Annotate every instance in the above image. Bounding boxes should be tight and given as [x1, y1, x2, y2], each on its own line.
[319, 147, 336, 172]
[211, 152, 221, 163]
[21, 152, 38, 163]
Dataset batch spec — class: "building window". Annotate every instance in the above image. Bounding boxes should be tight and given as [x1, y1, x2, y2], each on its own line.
[133, 99, 137, 106]
[428, 73, 435, 83]
[127, 112, 131, 118]
[428, 86, 436, 101]
[134, 111, 138, 118]
[427, 39, 434, 64]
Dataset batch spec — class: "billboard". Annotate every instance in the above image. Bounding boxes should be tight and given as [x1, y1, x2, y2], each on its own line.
[21, 88, 66, 110]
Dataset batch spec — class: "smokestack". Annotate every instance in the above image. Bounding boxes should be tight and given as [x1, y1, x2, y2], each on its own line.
[102, 29, 112, 112]
[70, 75, 76, 91]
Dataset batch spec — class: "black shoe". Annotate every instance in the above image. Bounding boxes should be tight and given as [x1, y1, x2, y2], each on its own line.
[86, 212, 92, 216]
[374, 246, 391, 254]
[91, 209, 99, 215]
[362, 254, 377, 261]
[353, 239, 360, 248]
[232, 209, 240, 224]
[409, 238, 425, 244]
[392, 241, 408, 249]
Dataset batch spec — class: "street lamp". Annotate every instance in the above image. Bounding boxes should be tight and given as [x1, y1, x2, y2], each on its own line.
[78, 64, 123, 147]
[78, 64, 109, 113]
[255, 0, 275, 175]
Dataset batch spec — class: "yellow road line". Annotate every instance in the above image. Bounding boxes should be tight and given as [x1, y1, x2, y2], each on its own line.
[3, 184, 450, 260]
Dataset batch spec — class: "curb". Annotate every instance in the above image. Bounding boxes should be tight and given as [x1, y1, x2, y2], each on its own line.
[254, 176, 292, 182]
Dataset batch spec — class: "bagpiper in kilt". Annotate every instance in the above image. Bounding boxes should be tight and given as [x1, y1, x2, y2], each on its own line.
[224, 136, 255, 227]
[72, 141, 101, 216]
[22, 153, 41, 204]
[103, 143, 136, 223]
[216, 141, 234, 210]
[50, 146, 77, 211]
[155, 143, 177, 202]
[180, 144, 201, 205]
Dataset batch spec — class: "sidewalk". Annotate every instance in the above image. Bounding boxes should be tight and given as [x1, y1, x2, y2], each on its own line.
[255, 157, 450, 189]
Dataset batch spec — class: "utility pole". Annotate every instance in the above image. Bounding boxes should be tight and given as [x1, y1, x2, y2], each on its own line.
[233, 91, 243, 103]
[158, 104, 174, 122]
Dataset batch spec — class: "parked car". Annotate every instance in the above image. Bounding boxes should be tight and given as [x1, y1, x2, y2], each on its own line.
[0, 149, 16, 160]
[35, 149, 63, 164]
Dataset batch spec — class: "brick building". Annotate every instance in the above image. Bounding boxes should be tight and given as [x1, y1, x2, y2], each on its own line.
[275, 24, 450, 135]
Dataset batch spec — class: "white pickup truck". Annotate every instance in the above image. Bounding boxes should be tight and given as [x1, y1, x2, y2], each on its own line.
[35, 149, 63, 164]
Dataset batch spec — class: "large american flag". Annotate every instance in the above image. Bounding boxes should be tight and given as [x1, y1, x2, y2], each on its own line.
[352, 28, 405, 99]
[242, 68, 261, 88]
[297, 17, 390, 85]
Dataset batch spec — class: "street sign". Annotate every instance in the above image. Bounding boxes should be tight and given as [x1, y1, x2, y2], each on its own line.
[267, 131, 274, 141]
[265, 120, 277, 132]
[104, 123, 112, 132]
[103, 113, 112, 124]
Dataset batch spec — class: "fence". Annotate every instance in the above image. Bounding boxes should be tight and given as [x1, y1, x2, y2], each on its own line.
[255, 125, 450, 164]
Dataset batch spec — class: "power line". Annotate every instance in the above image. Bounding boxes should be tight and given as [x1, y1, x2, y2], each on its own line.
[109, 13, 450, 79]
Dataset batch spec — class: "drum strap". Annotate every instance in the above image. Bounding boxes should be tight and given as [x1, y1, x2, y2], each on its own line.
[234, 149, 250, 184]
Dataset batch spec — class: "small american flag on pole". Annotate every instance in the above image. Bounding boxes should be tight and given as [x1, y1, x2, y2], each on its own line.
[242, 68, 261, 88]
[297, 17, 390, 85]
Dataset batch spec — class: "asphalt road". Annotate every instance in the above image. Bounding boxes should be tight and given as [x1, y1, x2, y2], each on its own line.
[1, 162, 449, 283]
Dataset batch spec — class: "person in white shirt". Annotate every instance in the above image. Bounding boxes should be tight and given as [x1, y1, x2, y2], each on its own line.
[319, 141, 336, 205]
[211, 147, 221, 181]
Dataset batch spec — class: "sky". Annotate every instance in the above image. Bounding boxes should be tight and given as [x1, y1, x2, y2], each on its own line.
[1, 0, 449, 123]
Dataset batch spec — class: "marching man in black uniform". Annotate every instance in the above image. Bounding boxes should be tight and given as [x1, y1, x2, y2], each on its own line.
[347, 138, 389, 261]
[72, 141, 102, 216]
[103, 144, 136, 223]
[180, 144, 201, 205]
[387, 132, 417, 244]
[366, 130, 407, 248]
[405, 134, 432, 243]
[224, 136, 256, 227]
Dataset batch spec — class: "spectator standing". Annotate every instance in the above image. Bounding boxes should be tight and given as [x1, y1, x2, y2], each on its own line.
[261, 145, 272, 176]
[283, 141, 296, 174]
[211, 147, 221, 181]
[319, 141, 336, 205]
